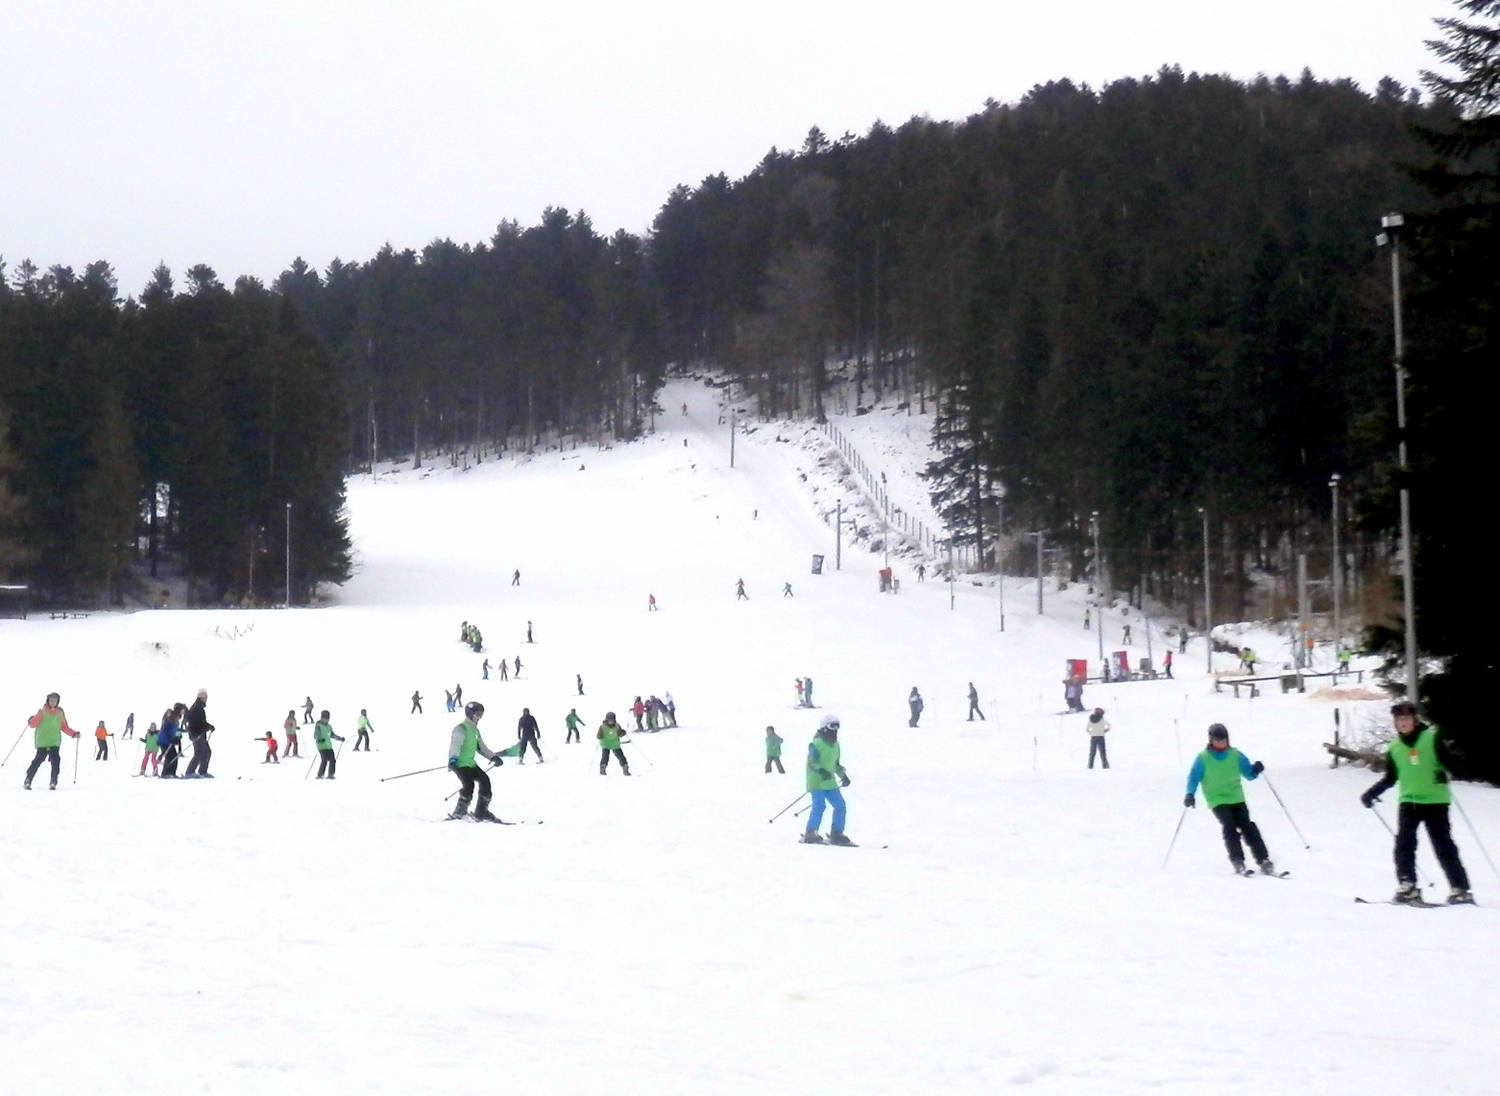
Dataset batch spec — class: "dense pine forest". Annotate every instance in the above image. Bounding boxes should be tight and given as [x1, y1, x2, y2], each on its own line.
[1, 4, 1496, 765]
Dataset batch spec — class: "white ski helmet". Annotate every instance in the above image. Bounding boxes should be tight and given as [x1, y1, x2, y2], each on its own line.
[818, 713, 841, 734]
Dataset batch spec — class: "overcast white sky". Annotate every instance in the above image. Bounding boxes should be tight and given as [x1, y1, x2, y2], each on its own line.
[2, 0, 1448, 297]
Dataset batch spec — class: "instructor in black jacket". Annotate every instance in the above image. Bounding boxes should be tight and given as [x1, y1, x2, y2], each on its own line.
[184, 688, 216, 778]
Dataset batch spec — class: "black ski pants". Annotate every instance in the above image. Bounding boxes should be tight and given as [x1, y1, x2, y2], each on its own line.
[519, 734, 542, 761]
[565, 727, 580, 743]
[1395, 802, 1469, 889]
[1211, 802, 1268, 864]
[24, 746, 61, 786]
[968, 700, 985, 721]
[454, 765, 491, 805]
[162, 743, 181, 777]
[354, 730, 370, 751]
[600, 747, 628, 773]
[184, 734, 211, 776]
[317, 748, 337, 778]
[765, 756, 785, 773]
[96, 739, 108, 760]
[1087, 736, 1109, 769]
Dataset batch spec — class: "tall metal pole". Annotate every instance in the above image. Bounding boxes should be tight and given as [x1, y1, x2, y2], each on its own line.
[1199, 507, 1212, 673]
[729, 408, 736, 469]
[1091, 511, 1104, 668]
[1034, 531, 1044, 614]
[1379, 213, 1419, 702]
[284, 502, 292, 608]
[835, 499, 842, 571]
[997, 487, 1005, 632]
[1330, 473, 1342, 655]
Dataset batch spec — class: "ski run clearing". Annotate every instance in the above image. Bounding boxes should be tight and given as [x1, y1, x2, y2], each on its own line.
[2, 378, 1495, 1096]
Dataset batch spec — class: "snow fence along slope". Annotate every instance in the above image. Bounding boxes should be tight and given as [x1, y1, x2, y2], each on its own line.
[0, 377, 1494, 1096]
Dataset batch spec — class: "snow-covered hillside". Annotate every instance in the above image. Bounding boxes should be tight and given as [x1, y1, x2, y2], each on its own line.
[1, 378, 1493, 1096]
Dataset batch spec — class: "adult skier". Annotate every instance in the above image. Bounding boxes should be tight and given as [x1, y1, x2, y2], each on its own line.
[764, 725, 784, 774]
[158, 705, 184, 778]
[564, 708, 585, 744]
[448, 701, 505, 821]
[353, 709, 373, 751]
[313, 711, 344, 779]
[663, 691, 677, 727]
[576, 673, 584, 696]
[735, 578, 748, 600]
[801, 714, 852, 845]
[967, 682, 985, 722]
[183, 688, 215, 778]
[517, 707, 542, 763]
[1183, 724, 1274, 876]
[597, 712, 630, 776]
[907, 687, 924, 727]
[303, 697, 314, 724]
[94, 721, 112, 760]
[283, 710, 301, 758]
[124, 712, 135, 740]
[411, 690, 423, 714]
[1086, 708, 1110, 769]
[1360, 701, 1474, 905]
[23, 692, 81, 790]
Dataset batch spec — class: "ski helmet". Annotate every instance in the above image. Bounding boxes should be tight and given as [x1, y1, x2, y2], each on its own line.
[818, 713, 841, 735]
[605, 711, 616, 722]
[1390, 701, 1418, 717]
[465, 701, 485, 719]
[1207, 723, 1229, 741]
[45, 692, 60, 706]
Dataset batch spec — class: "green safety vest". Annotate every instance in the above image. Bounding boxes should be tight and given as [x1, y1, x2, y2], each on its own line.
[806, 737, 841, 792]
[1198, 748, 1248, 808]
[1390, 726, 1451, 805]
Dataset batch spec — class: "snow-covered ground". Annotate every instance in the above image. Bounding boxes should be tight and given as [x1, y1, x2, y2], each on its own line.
[2, 378, 1494, 1096]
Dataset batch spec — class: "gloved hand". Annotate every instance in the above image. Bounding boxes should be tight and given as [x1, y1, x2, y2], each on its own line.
[1251, 761, 1265, 775]
[491, 756, 504, 766]
[1183, 794, 1195, 808]
[448, 757, 459, 770]
[839, 772, 851, 787]
[1360, 790, 1379, 809]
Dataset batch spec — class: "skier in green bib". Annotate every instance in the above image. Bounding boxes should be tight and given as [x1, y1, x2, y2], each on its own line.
[1360, 701, 1473, 905]
[313, 712, 345, 778]
[23, 692, 82, 790]
[1183, 723, 1274, 875]
[564, 708, 585, 744]
[448, 701, 505, 820]
[764, 725, 784, 773]
[802, 713, 852, 845]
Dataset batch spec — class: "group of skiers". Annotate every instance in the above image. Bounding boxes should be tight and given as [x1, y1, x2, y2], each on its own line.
[629, 693, 676, 731]
[459, 621, 484, 652]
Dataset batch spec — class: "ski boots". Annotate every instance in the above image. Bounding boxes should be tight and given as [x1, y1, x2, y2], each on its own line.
[1448, 888, 1476, 905]
[828, 832, 855, 846]
[800, 831, 825, 844]
[1257, 859, 1276, 876]
[1393, 882, 1422, 905]
[1230, 859, 1248, 876]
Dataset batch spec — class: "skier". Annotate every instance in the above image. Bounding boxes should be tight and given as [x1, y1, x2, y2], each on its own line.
[576, 673, 584, 696]
[526, 621, 533, 643]
[1183, 724, 1274, 876]
[597, 711, 631, 776]
[802, 676, 815, 708]
[1063, 674, 1085, 713]
[783, 582, 794, 598]
[498, 658, 508, 682]
[454, 683, 463, 709]
[1084, 608, 1092, 630]
[513, 656, 522, 678]
[1179, 629, 1190, 654]
[124, 712, 135, 740]
[254, 729, 280, 764]
[183, 688, 215, 778]
[22, 692, 81, 790]
[139, 723, 161, 775]
[664, 691, 677, 728]
[353, 709, 373, 751]
[1239, 647, 1257, 674]
[448, 701, 505, 821]
[1122, 623, 1133, 644]
[967, 682, 985, 722]
[517, 707, 542, 763]
[313, 711, 344, 779]
[631, 696, 645, 731]
[1360, 701, 1474, 904]
[95, 721, 112, 760]
[1086, 708, 1110, 769]
[645, 695, 660, 732]
[283, 710, 301, 758]
[158, 705, 184, 778]
[511, 569, 521, 586]
[411, 690, 423, 714]
[482, 659, 490, 680]
[1337, 647, 1353, 673]
[1163, 650, 1174, 680]
[564, 708, 585, 744]
[648, 594, 658, 612]
[303, 697, 314, 724]
[795, 678, 804, 707]
[801, 714, 852, 845]
[907, 687, 924, 727]
[444, 689, 455, 712]
[764, 725, 785, 774]
[736, 578, 748, 600]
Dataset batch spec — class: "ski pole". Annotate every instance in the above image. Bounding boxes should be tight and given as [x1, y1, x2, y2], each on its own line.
[1452, 791, 1500, 886]
[768, 791, 808, 823]
[1261, 774, 1310, 849]
[73, 734, 80, 784]
[2, 726, 26, 767]
[621, 737, 653, 767]
[1370, 806, 1435, 890]
[380, 764, 450, 782]
[1162, 807, 1188, 869]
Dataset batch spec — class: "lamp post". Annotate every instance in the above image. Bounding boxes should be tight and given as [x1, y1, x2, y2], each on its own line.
[880, 471, 890, 571]
[1033, 531, 1045, 614]
[835, 499, 843, 571]
[1199, 507, 1212, 673]
[1329, 473, 1342, 657]
[729, 408, 736, 469]
[1091, 511, 1105, 668]
[284, 502, 292, 608]
[997, 485, 1006, 632]
[1376, 213, 1419, 703]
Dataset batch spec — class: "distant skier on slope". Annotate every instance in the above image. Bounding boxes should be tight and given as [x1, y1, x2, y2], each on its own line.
[283, 710, 301, 757]
[907, 687, 924, 727]
[1183, 724, 1274, 876]
[353, 709, 373, 751]
[967, 682, 985, 722]
[764, 725, 784, 774]
[517, 708, 542, 763]
[564, 708, 585, 744]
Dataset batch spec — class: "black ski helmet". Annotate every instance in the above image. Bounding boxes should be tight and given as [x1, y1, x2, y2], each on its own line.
[465, 701, 485, 719]
[1208, 723, 1229, 741]
[1390, 701, 1418, 717]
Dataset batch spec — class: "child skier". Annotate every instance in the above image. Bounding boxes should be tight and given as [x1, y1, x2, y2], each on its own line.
[1183, 724, 1274, 875]
[1360, 701, 1474, 905]
[448, 701, 505, 821]
[764, 725, 785, 774]
[802, 714, 852, 845]
[283, 710, 300, 758]
[313, 712, 344, 779]
[255, 730, 280, 764]
[597, 712, 630, 776]
[140, 724, 161, 775]
[353, 709, 373, 751]
[564, 708, 585, 743]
